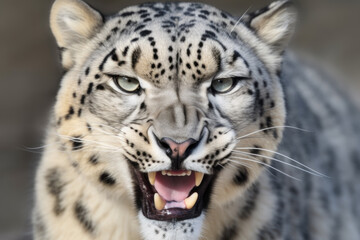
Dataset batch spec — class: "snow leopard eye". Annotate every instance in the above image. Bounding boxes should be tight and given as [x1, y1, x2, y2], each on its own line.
[110, 75, 140, 93]
[211, 77, 235, 93]
[211, 77, 249, 94]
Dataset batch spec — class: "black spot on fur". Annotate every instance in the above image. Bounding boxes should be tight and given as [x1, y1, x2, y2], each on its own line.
[220, 224, 237, 240]
[266, 116, 273, 128]
[45, 168, 66, 215]
[212, 48, 221, 73]
[134, 24, 145, 32]
[86, 123, 92, 132]
[96, 84, 105, 90]
[140, 102, 147, 110]
[140, 30, 152, 37]
[65, 106, 75, 120]
[111, 52, 118, 61]
[239, 183, 260, 219]
[74, 201, 95, 233]
[131, 47, 141, 69]
[80, 95, 86, 104]
[120, 11, 134, 17]
[89, 155, 98, 164]
[233, 167, 249, 185]
[231, 50, 241, 64]
[250, 145, 261, 155]
[87, 82, 94, 94]
[122, 46, 129, 57]
[71, 136, 83, 150]
[99, 48, 116, 71]
[99, 172, 116, 185]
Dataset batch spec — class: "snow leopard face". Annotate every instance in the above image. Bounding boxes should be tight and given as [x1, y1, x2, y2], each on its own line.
[50, 0, 295, 238]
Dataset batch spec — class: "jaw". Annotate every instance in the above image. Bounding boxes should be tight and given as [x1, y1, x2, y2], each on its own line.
[128, 162, 220, 239]
[131, 168, 217, 221]
[129, 161, 220, 220]
[138, 211, 205, 240]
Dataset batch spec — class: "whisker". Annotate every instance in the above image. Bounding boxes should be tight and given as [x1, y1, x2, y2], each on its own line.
[57, 134, 121, 151]
[228, 157, 301, 181]
[236, 125, 311, 140]
[230, 6, 251, 32]
[234, 147, 327, 178]
[90, 127, 126, 140]
[90, 122, 126, 134]
[231, 150, 325, 177]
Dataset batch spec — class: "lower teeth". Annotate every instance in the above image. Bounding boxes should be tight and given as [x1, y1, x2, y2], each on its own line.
[153, 192, 198, 211]
[154, 193, 166, 210]
[185, 192, 198, 209]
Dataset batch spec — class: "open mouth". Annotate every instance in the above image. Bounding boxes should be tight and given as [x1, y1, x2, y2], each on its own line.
[132, 169, 215, 221]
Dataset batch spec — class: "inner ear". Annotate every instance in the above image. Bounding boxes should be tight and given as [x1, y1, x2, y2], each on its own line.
[50, 0, 103, 68]
[50, 0, 103, 47]
[248, 0, 297, 53]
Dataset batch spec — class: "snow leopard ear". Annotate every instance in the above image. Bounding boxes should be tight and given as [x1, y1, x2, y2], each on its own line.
[50, 0, 103, 68]
[247, 0, 297, 53]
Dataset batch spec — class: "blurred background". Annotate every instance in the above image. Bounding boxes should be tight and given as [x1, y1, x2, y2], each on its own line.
[0, 0, 359, 238]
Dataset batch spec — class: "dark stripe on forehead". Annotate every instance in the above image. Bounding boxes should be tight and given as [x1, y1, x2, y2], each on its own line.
[131, 47, 142, 69]
[99, 48, 116, 71]
[212, 47, 222, 74]
[202, 30, 227, 51]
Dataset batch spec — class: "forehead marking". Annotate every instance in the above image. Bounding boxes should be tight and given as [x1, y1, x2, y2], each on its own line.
[132, 47, 142, 69]
[99, 48, 116, 71]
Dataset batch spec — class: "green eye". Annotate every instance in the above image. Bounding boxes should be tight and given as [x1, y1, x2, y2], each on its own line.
[211, 78, 234, 93]
[113, 76, 140, 93]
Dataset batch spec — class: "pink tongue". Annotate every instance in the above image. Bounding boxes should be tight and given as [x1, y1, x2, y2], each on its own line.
[154, 172, 195, 202]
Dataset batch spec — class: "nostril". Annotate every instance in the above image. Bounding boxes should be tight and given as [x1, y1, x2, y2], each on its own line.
[161, 138, 198, 160]
[157, 138, 172, 156]
[184, 140, 199, 156]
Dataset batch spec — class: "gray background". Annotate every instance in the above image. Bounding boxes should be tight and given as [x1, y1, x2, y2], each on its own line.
[0, 0, 359, 238]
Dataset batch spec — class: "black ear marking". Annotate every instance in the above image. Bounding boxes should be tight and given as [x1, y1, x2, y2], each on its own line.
[245, 0, 297, 52]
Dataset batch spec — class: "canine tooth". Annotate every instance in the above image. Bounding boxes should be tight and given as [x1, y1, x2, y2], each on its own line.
[154, 193, 166, 211]
[185, 192, 198, 209]
[148, 172, 156, 185]
[195, 172, 204, 187]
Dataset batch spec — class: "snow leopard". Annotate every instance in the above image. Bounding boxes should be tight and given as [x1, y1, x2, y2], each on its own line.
[33, 0, 360, 239]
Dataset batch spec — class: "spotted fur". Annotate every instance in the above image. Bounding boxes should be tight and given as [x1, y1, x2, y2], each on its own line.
[33, 0, 360, 239]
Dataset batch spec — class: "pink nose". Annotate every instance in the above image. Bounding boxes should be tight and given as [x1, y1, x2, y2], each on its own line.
[159, 138, 198, 169]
